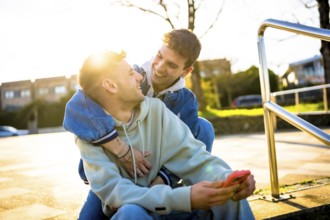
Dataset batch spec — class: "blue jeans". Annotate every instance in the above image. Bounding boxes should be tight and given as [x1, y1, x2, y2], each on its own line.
[79, 191, 255, 220]
[113, 204, 198, 220]
[78, 190, 108, 220]
[101, 202, 254, 219]
[80, 201, 201, 220]
[194, 117, 214, 153]
[79, 192, 198, 220]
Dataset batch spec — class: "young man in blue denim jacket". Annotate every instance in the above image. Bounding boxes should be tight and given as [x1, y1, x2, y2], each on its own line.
[63, 29, 215, 219]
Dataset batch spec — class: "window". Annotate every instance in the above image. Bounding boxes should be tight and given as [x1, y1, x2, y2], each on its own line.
[14, 90, 20, 98]
[212, 69, 220, 75]
[39, 87, 48, 95]
[4, 90, 14, 99]
[21, 89, 30, 97]
[4, 90, 25, 99]
[303, 63, 315, 77]
[54, 85, 66, 94]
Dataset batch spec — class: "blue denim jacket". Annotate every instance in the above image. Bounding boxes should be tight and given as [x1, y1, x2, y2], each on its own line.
[159, 87, 214, 151]
[63, 89, 119, 145]
[63, 87, 214, 151]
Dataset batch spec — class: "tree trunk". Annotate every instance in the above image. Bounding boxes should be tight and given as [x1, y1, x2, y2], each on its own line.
[188, 0, 206, 110]
[192, 62, 206, 110]
[317, 0, 330, 84]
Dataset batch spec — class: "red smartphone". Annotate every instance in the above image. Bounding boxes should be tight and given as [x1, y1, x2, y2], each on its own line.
[223, 170, 251, 187]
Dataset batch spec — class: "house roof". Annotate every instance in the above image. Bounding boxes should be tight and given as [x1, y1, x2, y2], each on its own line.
[289, 54, 322, 67]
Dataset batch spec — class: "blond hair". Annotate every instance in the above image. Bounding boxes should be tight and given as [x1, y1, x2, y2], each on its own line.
[79, 50, 126, 101]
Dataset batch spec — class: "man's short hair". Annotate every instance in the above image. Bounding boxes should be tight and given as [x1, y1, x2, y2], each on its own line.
[79, 50, 126, 101]
[162, 29, 201, 69]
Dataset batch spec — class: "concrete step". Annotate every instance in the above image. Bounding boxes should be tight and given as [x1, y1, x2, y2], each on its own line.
[249, 183, 330, 219]
[265, 204, 330, 220]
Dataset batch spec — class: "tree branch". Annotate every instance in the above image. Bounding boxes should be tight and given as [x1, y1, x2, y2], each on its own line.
[112, 0, 175, 29]
[158, 0, 176, 28]
[196, 0, 206, 10]
[199, 0, 226, 39]
[300, 0, 318, 8]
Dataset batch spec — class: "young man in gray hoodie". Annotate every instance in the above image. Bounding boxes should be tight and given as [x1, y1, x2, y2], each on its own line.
[73, 50, 256, 219]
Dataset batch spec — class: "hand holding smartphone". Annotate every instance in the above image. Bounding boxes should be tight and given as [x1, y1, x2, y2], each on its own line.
[223, 170, 251, 187]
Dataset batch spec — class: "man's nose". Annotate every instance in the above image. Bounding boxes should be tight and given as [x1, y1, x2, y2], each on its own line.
[155, 60, 165, 73]
[135, 71, 144, 82]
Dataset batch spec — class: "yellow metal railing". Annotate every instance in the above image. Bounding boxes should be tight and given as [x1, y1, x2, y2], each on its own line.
[257, 19, 330, 200]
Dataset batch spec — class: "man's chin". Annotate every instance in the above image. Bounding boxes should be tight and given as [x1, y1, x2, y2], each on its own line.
[151, 72, 162, 83]
[138, 96, 145, 102]
[150, 77, 161, 90]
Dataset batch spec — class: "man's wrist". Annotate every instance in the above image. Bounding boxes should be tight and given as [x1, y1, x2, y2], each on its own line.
[116, 146, 131, 160]
[103, 137, 128, 155]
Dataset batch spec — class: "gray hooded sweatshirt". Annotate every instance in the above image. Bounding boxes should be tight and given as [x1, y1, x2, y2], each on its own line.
[75, 97, 252, 219]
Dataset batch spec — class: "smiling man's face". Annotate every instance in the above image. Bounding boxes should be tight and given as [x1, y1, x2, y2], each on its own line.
[111, 59, 145, 104]
[150, 45, 192, 93]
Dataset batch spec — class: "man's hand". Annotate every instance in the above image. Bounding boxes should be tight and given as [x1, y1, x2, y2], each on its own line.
[119, 147, 151, 178]
[102, 137, 152, 178]
[231, 174, 256, 201]
[191, 181, 239, 210]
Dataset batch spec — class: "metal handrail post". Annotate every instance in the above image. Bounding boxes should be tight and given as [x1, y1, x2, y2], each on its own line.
[323, 88, 328, 112]
[257, 18, 330, 200]
[295, 92, 300, 113]
[270, 95, 277, 130]
[257, 36, 280, 197]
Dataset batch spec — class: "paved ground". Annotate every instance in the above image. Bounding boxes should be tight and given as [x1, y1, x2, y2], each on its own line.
[0, 128, 329, 219]
[212, 128, 330, 219]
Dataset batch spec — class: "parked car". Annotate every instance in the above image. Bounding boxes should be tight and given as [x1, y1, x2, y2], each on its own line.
[0, 126, 29, 137]
[232, 95, 262, 108]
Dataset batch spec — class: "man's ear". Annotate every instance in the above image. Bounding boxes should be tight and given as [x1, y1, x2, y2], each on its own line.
[102, 79, 117, 93]
[182, 66, 194, 78]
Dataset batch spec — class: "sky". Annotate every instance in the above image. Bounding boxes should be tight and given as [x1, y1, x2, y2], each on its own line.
[0, 0, 321, 83]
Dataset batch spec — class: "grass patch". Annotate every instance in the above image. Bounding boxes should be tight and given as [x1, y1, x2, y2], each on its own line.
[282, 102, 324, 113]
[199, 102, 325, 118]
[200, 107, 264, 118]
[252, 177, 330, 197]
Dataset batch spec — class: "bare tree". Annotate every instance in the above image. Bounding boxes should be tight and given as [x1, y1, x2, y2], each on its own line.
[112, 0, 226, 110]
[301, 0, 330, 84]
[317, 0, 330, 85]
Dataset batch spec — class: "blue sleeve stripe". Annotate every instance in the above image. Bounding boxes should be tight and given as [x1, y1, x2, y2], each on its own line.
[158, 170, 171, 186]
[91, 130, 119, 145]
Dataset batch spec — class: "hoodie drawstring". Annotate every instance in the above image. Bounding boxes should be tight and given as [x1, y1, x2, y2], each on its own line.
[137, 120, 145, 155]
[121, 124, 137, 183]
[120, 120, 146, 184]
